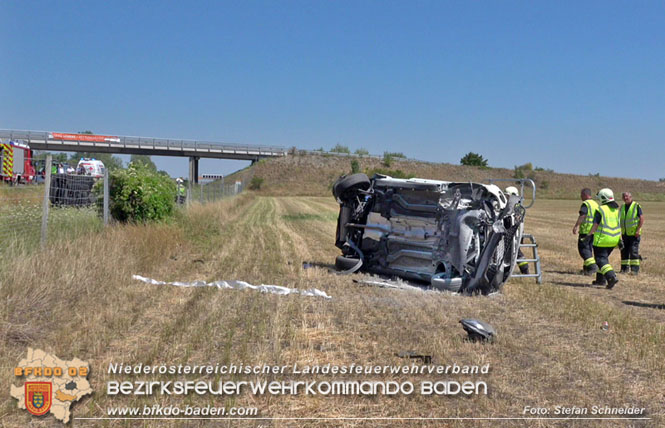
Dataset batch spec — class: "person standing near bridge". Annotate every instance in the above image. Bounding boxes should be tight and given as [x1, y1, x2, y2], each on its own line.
[587, 188, 621, 289]
[572, 188, 599, 276]
[619, 192, 644, 275]
[176, 178, 186, 204]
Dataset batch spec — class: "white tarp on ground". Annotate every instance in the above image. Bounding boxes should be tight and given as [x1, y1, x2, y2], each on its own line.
[132, 275, 332, 299]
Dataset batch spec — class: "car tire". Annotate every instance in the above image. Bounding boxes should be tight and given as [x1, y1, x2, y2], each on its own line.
[502, 223, 523, 281]
[332, 173, 370, 202]
[335, 255, 362, 272]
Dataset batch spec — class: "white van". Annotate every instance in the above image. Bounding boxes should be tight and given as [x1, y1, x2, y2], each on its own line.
[77, 158, 105, 178]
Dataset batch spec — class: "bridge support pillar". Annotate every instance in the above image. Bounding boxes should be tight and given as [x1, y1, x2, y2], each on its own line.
[189, 157, 199, 184]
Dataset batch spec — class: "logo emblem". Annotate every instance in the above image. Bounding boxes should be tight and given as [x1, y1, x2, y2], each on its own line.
[25, 382, 52, 416]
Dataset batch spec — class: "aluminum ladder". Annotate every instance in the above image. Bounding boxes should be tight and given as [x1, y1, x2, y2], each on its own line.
[511, 233, 542, 284]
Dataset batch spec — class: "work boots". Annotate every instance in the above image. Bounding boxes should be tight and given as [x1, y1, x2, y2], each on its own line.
[630, 265, 640, 275]
[620, 266, 630, 274]
[519, 264, 530, 275]
[606, 273, 619, 289]
[592, 272, 606, 286]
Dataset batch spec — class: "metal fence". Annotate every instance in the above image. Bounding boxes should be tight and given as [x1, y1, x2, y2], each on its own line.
[0, 155, 107, 254]
[0, 154, 248, 255]
[185, 174, 251, 206]
[0, 183, 44, 251]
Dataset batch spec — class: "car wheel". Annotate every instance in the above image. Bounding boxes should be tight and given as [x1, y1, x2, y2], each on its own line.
[479, 239, 506, 295]
[503, 224, 523, 280]
[335, 255, 362, 272]
[332, 173, 370, 202]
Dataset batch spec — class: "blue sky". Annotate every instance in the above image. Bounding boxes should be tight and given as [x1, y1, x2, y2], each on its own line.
[1, 1, 663, 179]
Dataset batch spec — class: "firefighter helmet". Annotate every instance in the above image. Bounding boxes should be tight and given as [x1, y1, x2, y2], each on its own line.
[597, 188, 615, 204]
[505, 186, 519, 196]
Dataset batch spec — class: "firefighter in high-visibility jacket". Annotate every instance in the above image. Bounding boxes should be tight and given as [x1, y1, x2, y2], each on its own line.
[619, 192, 644, 275]
[176, 178, 186, 204]
[586, 188, 621, 289]
[572, 188, 599, 275]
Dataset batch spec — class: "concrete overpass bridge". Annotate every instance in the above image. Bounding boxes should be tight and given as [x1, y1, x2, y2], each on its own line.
[0, 129, 287, 183]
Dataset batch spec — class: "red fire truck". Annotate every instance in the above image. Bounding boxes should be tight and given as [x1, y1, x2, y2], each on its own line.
[1, 140, 37, 184]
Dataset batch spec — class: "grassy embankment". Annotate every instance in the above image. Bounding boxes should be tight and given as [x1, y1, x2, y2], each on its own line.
[241, 153, 665, 201]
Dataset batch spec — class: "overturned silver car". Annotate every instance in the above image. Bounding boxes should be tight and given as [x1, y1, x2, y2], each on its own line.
[333, 174, 527, 294]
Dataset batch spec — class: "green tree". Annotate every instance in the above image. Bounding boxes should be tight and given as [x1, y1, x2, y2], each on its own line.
[460, 152, 488, 167]
[130, 154, 157, 171]
[249, 176, 264, 190]
[514, 162, 534, 179]
[382, 152, 394, 167]
[350, 159, 360, 174]
[354, 148, 369, 156]
[33, 151, 68, 163]
[330, 144, 350, 154]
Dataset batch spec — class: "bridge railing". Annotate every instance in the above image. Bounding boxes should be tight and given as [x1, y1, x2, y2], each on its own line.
[0, 129, 287, 156]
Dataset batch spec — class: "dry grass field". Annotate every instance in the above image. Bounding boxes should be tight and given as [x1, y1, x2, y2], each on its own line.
[1, 193, 664, 427]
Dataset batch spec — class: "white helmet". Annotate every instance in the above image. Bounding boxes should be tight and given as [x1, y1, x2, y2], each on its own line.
[597, 188, 614, 204]
[505, 186, 519, 196]
[176, 177, 183, 183]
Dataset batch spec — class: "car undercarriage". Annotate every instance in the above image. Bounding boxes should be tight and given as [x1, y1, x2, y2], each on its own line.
[333, 174, 529, 294]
